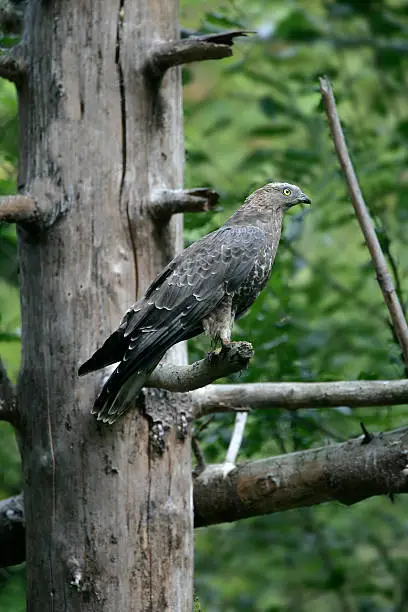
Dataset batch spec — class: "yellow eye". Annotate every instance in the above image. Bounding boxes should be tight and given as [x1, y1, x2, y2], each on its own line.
[283, 188, 292, 196]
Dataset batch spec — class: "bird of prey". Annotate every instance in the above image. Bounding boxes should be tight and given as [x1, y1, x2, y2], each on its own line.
[79, 182, 311, 423]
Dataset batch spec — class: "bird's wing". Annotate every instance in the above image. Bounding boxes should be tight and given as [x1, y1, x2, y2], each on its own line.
[78, 225, 267, 378]
[122, 224, 268, 341]
[83, 225, 269, 422]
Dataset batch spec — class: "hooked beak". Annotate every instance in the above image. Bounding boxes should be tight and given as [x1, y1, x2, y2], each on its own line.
[298, 192, 311, 205]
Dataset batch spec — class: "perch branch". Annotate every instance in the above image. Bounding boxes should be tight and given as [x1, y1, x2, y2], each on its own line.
[320, 77, 408, 369]
[146, 341, 254, 392]
[0, 195, 38, 224]
[147, 31, 251, 78]
[192, 379, 408, 417]
[0, 44, 26, 83]
[194, 426, 408, 527]
[0, 493, 24, 567]
[0, 359, 16, 424]
[150, 188, 220, 220]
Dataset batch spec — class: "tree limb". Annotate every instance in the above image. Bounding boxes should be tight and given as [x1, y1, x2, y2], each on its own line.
[194, 426, 408, 527]
[146, 341, 254, 392]
[0, 493, 24, 567]
[2, 427, 408, 566]
[320, 77, 408, 370]
[146, 31, 251, 78]
[0, 359, 16, 424]
[192, 379, 408, 417]
[0, 44, 26, 83]
[0, 194, 38, 223]
[150, 188, 220, 220]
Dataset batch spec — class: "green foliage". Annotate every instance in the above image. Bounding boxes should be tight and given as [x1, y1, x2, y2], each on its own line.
[1, 0, 408, 609]
[181, 0, 408, 609]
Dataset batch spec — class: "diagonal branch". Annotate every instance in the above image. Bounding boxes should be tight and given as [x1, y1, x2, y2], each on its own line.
[0, 194, 38, 224]
[320, 77, 408, 370]
[0, 358, 16, 424]
[146, 31, 252, 78]
[194, 426, 408, 527]
[191, 379, 408, 417]
[225, 411, 248, 465]
[146, 341, 254, 392]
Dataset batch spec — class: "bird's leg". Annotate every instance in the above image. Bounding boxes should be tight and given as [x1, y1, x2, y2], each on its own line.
[203, 296, 235, 362]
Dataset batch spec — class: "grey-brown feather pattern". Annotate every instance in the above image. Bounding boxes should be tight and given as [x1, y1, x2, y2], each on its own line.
[78, 181, 311, 423]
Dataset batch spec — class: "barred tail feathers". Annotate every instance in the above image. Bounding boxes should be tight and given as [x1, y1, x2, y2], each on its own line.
[92, 354, 164, 424]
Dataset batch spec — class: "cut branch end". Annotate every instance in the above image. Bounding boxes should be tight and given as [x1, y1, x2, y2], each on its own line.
[146, 31, 252, 78]
[0, 195, 39, 224]
[150, 188, 220, 220]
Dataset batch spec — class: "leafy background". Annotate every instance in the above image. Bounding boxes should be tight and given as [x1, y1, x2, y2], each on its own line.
[1, 0, 408, 609]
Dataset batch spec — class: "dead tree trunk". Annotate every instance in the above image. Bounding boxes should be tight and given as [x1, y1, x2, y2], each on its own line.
[15, 1, 192, 609]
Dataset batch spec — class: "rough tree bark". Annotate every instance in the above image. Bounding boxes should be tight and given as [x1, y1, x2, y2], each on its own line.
[15, 1, 192, 610]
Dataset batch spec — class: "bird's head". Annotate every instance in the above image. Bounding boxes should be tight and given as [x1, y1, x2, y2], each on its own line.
[245, 182, 311, 213]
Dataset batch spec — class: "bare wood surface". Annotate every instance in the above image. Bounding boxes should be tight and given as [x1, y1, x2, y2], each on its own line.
[16, 1, 193, 609]
[147, 341, 254, 392]
[192, 379, 408, 417]
[0, 358, 15, 424]
[320, 77, 408, 369]
[194, 426, 408, 527]
[4, 425, 408, 566]
[147, 30, 251, 76]
[0, 195, 38, 224]
[150, 187, 219, 219]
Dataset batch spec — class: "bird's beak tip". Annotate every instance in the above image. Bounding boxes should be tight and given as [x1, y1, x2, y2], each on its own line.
[299, 194, 311, 205]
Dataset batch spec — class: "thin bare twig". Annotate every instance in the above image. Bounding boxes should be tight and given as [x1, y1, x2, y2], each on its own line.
[225, 412, 248, 464]
[192, 379, 408, 417]
[320, 77, 408, 370]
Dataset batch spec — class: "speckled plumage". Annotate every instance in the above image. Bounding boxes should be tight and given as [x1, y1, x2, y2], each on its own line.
[79, 182, 311, 423]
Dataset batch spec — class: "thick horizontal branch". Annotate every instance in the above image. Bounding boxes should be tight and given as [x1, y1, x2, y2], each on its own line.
[150, 188, 219, 220]
[192, 379, 408, 417]
[3, 427, 408, 566]
[147, 31, 251, 78]
[320, 77, 408, 370]
[146, 341, 254, 393]
[0, 44, 26, 83]
[0, 194, 38, 223]
[0, 359, 16, 424]
[194, 426, 408, 527]
[0, 493, 24, 567]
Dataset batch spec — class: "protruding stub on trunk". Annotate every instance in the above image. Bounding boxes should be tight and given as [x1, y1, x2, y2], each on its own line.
[150, 188, 220, 221]
[146, 31, 253, 79]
